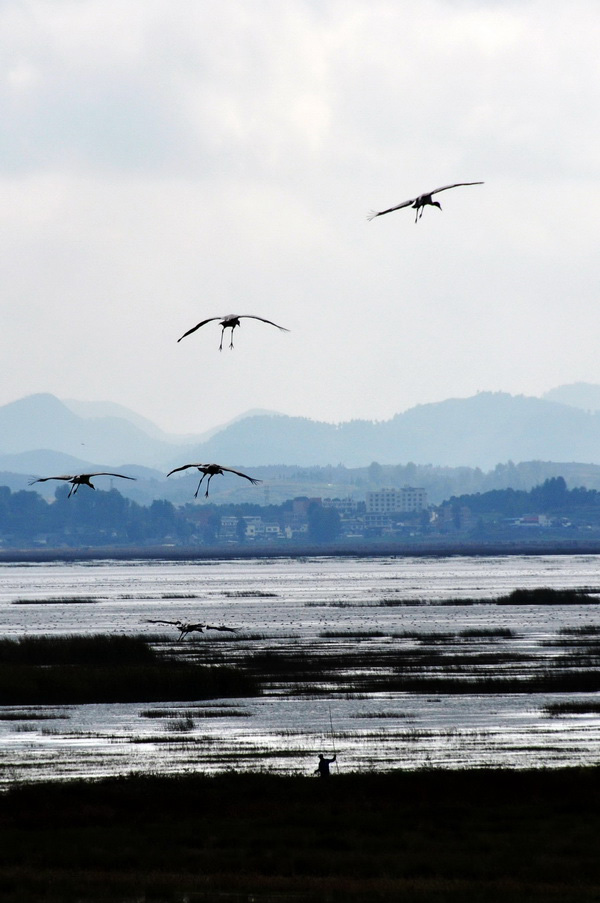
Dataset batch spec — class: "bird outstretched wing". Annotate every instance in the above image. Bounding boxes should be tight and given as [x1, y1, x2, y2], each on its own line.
[429, 181, 484, 196]
[367, 199, 414, 220]
[238, 316, 289, 331]
[219, 466, 262, 485]
[205, 624, 237, 632]
[167, 463, 203, 477]
[28, 475, 73, 485]
[177, 317, 221, 342]
[87, 473, 136, 480]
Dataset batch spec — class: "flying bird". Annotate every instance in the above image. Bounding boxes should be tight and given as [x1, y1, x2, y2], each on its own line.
[167, 463, 261, 498]
[146, 619, 237, 641]
[28, 472, 136, 498]
[177, 314, 289, 350]
[368, 182, 484, 223]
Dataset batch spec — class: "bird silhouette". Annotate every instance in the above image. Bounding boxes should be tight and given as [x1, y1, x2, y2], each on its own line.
[167, 463, 261, 498]
[368, 182, 484, 223]
[28, 472, 136, 498]
[177, 314, 289, 350]
[146, 619, 237, 641]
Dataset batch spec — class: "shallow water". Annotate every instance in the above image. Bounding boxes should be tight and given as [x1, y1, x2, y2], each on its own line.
[0, 554, 599, 783]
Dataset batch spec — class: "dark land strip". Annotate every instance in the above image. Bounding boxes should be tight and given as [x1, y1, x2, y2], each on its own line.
[4, 539, 600, 562]
[0, 768, 599, 902]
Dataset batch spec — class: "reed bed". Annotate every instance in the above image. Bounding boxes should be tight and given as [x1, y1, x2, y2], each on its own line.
[139, 706, 251, 719]
[222, 589, 279, 597]
[0, 634, 259, 705]
[12, 595, 99, 605]
[544, 701, 600, 716]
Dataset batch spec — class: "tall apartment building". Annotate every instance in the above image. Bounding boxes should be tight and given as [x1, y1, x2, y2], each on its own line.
[366, 486, 427, 514]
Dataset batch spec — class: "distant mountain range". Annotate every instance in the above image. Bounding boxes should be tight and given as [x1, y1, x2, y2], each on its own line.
[3, 385, 600, 504]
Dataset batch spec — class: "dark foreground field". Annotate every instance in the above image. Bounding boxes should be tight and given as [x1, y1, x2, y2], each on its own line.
[1, 767, 599, 902]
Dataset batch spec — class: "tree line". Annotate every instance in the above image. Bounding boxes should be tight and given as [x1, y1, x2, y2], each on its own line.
[3, 477, 600, 549]
[0, 485, 341, 547]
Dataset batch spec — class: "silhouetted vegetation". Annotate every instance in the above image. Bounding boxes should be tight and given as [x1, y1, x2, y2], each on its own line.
[495, 587, 599, 605]
[0, 634, 258, 705]
[0, 767, 598, 901]
[544, 700, 600, 716]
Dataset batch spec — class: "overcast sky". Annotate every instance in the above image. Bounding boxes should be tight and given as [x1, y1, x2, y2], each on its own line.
[1, 0, 599, 435]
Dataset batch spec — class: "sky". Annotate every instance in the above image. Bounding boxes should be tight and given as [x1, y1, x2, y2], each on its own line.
[1, 0, 600, 436]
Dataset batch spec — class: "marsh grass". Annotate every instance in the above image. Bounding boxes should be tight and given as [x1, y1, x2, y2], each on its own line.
[558, 624, 600, 635]
[0, 634, 259, 705]
[544, 701, 600, 716]
[241, 640, 600, 695]
[159, 592, 198, 599]
[458, 627, 517, 639]
[378, 587, 600, 607]
[0, 768, 598, 902]
[495, 587, 599, 605]
[140, 706, 251, 719]
[0, 634, 158, 666]
[355, 711, 412, 719]
[166, 716, 195, 732]
[222, 590, 279, 597]
[12, 596, 99, 605]
[320, 629, 388, 638]
[0, 710, 67, 721]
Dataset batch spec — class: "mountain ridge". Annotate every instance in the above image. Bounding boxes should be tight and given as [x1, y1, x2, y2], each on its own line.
[2, 385, 600, 476]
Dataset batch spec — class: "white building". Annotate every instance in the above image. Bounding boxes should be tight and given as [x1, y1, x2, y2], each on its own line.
[366, 486, 427, 514]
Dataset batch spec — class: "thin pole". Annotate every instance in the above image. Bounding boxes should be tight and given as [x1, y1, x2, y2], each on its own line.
[328, 703, 339, 773]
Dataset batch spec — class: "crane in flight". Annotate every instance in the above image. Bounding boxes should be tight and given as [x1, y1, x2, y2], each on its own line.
[368, 182, 484, 223]
[167, 462, 261, 498]
[146, 619, 237, 641]
[177, 314, 289, 350]
[28, 472, 136, 498]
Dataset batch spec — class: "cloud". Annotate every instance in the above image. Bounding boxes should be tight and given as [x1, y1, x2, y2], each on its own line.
[1, 1, 599, 437]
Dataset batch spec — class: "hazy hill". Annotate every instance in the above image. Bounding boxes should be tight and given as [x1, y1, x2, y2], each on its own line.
[185, 392, 600, 470]
[62, 399, 279, 445]
[543, 382, 600, 412]
[0, 394, 285, 470]
[4, 389, 600, 485]
[0, 394, 193, 469]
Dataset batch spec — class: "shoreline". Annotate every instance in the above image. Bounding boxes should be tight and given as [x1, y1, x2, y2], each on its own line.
[3, 538, 600, 563]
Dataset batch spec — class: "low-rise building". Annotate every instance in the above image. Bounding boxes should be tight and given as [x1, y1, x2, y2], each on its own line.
[366, 486, 427, 514]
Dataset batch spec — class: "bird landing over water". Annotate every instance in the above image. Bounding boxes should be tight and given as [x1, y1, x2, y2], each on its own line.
[177, 314, 289, 350]
[146, 620, 237, 641]
[28, 472, 136, 498]
[166, 462, 261, 498]
[368, 182, 484, 223]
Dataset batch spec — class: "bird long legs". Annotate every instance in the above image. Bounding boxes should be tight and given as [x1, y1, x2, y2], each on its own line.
[193, 472, 215, 498]
[218, 326, 237, 350]
[194, 473, 207, 497]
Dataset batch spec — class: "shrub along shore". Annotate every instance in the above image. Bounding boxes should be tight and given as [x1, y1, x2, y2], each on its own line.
[0, 767, 598, 902]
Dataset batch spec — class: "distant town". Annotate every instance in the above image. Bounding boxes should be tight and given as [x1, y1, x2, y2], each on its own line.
[2, 476, 600, 551]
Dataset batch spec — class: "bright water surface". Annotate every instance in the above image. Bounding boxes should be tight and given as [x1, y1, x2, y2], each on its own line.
[0, 554, 599, 783]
